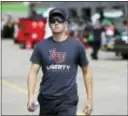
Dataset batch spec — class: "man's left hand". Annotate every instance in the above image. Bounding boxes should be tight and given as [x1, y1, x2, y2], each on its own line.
[83, 100, 93, 115]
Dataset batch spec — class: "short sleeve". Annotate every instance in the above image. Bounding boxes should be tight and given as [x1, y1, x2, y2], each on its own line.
[30, 44, 42, 65]
[78, 42, 89, 67]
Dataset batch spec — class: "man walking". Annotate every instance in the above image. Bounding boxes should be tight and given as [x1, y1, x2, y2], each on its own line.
[27, 8, 93, 116]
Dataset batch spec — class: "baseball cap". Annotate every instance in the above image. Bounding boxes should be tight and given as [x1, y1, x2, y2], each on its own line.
[49, 8, 67, 20]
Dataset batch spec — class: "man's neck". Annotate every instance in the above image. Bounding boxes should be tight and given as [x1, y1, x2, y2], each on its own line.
[52, 32, 68, 42]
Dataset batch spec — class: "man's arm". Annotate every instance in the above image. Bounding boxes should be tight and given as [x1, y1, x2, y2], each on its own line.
[27, 63, 40, 111]
[81, 64, 93, 101]
[81, 64, 93, 115]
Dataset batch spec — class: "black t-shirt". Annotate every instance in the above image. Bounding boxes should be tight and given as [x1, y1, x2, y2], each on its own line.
[30, 37, 89, 98]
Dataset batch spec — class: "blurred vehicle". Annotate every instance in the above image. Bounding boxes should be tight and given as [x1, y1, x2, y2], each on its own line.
[114, 27, 128, 59]
[68, 17, 92, 48]
[68, 18, 92, 48]
[68, 18, 86, 36]
[15, 18, 46, 49]
[101, 9, 123, 51]
[101, 10, 128, 59]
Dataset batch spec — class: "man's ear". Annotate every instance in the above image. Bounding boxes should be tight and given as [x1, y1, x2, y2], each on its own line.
[65, 21, 68, 28]
[65, 21, 68, 31]
[65, 21, 68, 26]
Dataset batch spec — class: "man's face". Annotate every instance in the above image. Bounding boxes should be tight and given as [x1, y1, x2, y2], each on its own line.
[49, 15, 67, 34]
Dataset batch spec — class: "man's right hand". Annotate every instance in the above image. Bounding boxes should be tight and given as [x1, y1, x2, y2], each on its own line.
[27, 63, 40, 112]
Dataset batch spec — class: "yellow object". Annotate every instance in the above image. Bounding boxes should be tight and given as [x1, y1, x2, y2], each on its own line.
[107, 45, 114, 49]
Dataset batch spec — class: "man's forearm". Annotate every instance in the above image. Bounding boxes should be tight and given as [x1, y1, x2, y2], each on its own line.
[83, 71, 93, 101]
[27, 72, 37, 100]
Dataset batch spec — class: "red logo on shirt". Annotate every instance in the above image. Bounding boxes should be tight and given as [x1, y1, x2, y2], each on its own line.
[49, 49, 66, 63]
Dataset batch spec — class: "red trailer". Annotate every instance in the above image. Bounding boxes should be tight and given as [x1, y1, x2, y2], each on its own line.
[16, 18, 46, 49]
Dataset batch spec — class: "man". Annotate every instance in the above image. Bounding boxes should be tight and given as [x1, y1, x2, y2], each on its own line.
[123, 19, 128, 32]
[27, 8, 93, 116]
[91, 20, 103, 60]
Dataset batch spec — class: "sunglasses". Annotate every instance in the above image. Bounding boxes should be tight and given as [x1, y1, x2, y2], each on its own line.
[49, 17, 65, 24]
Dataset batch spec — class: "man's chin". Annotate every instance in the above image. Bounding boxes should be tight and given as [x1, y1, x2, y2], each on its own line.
[53, 31, 62, 34]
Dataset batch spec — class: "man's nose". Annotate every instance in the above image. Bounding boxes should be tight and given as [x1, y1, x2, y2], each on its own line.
[54, 21, 59, 24]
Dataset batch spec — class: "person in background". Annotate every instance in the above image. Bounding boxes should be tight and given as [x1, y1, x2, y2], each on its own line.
[91, 19, 104, 60]
[83, 25, 93, 47]
[27, 8, 93, 116]
[28, 3, 44, 20]
[123, 19, 128, 32]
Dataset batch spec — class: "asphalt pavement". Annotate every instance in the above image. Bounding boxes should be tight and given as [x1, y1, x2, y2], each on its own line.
[2, 39, 127, 115]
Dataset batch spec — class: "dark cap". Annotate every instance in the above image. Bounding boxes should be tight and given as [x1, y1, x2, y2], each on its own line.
[49, 8, 67, 20]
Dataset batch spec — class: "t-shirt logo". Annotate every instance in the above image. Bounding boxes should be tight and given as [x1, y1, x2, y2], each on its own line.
[49, 48, 66, 63]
